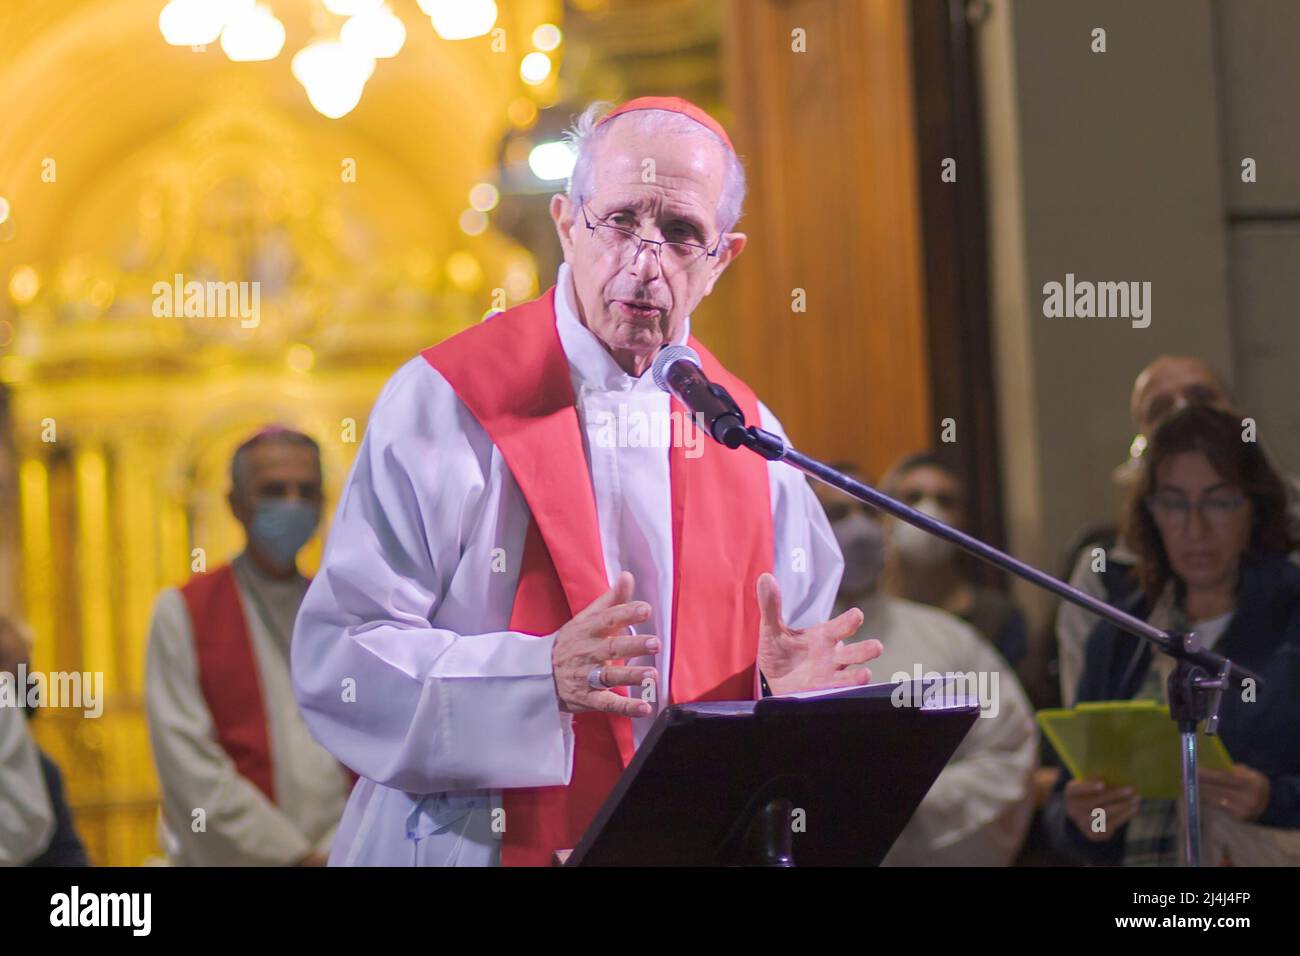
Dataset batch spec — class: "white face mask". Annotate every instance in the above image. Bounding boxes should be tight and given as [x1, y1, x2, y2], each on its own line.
[890, 498, 957, 568]
[830, 510, 886, 596]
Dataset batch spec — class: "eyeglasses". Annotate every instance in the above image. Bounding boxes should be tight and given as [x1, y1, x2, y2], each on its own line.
[825, 501, 869, 523]
[898, 489, 962, 512]
[580, 200, 723, 273]
[1145, 491, 1246, 528]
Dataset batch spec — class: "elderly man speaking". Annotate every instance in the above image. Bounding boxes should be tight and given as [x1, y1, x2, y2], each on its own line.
[292, 97, 882, 866]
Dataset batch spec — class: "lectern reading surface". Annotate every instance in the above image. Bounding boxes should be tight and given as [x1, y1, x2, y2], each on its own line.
[565, 680, 979, 866]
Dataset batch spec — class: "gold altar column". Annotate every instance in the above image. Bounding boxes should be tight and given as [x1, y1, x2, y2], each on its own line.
[114, 434, 161, 697]
[73, 441, 114, 682]
[17, 449, 55, 663]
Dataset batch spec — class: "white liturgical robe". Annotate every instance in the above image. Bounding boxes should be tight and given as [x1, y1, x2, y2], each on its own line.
[146, 552, 349, 865]
[292, 263, 844, 866]
[840, 592, 1037, 866]
[0, 701, 54, 866]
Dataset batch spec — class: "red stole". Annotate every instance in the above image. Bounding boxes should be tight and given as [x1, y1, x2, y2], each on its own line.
[179, 564, 277, 802]
[422, 286, 774, 865]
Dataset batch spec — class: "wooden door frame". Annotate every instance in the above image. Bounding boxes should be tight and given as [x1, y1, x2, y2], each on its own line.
[910, 0, 1007, 568]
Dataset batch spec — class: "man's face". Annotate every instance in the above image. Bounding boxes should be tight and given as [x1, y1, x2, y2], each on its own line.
[0, 628, 34, 717]
[0, 629, 27, 680]
[889, 465, 966, 529]
[228, 441, 322, 530]
[550, 121, 746, 373]
[1132, 358, 1228, 437]
[814, 480, 864, 522]
[812, 476, 886, 599]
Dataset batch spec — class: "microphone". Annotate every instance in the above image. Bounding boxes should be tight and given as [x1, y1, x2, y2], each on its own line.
[651, 345, 748, 447]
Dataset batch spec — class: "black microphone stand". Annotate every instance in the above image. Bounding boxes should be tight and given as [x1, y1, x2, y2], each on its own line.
[706, 392, 1261, 867]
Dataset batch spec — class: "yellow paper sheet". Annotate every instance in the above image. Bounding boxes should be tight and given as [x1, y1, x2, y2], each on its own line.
[1037, 700, 1233, 799]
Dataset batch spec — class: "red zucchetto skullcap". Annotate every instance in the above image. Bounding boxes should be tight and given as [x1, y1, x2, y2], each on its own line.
[595, 96, 735, 153]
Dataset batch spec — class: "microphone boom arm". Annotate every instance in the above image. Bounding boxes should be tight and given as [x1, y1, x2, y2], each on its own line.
[732, 422, 1259, 869]
[736, 423, 1260, 684]
[650, 342, 1258, 865]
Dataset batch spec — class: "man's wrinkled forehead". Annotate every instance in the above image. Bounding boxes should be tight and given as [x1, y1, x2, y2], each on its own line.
[587, 128, 726, 219]
[244, 441, 321, 480]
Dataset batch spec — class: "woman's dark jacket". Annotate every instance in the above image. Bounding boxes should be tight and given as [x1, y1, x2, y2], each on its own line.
[1043, 552, 1300, 864]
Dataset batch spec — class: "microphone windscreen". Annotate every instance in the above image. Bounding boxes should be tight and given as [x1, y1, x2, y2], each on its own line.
[651, 344, 702, 394]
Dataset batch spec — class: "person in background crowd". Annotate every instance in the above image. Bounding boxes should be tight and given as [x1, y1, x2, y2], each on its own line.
[818, 467, 1037, 865]
[0, 657, 54, 866]
[1056, 356, 1238, 706]
[1044, 404, 1300, 866]
[145, 426, 350, 866]
[879, 451, 1029, 668]
[0, 616, 88, 866]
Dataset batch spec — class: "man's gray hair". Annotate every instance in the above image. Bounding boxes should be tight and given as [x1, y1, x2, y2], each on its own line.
[563, 101, 746, 234]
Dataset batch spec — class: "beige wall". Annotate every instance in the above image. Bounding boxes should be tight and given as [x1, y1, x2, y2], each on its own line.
[977, 0, 1241, 626]
[1216, 0, 1300, 477]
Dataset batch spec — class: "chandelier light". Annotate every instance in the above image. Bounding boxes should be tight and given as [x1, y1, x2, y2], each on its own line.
[159, 0, 250, 46]
[422, 0, 498, 41]
[158, 1, 540, 121]
[221, 4, 286, 62]
[291, 40, 375, 119]
[340, 5, 406, 59]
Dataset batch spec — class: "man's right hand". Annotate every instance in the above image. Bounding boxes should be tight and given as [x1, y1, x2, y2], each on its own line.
[1063, 778, 1140, 842]
[552, 571, 659, 717]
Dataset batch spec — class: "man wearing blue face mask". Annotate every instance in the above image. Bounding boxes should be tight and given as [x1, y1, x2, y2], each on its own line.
[145, 426, 351, 866]
[815, 464, 1038, 865]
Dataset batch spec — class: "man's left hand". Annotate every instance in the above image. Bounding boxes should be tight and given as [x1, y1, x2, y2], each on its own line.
[755, 572, 881, 696]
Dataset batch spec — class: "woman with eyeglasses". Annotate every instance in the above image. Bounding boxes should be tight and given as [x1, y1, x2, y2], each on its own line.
[1044, 403, 1300, 865]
